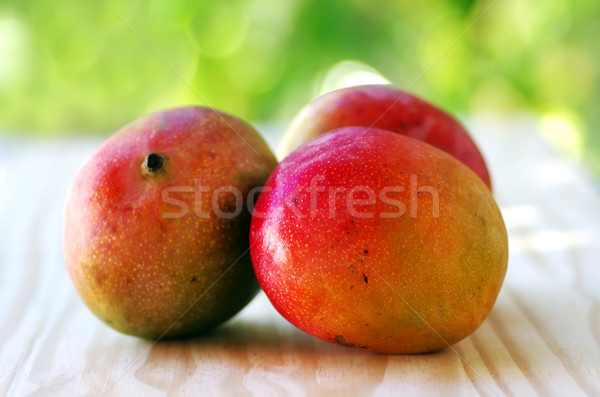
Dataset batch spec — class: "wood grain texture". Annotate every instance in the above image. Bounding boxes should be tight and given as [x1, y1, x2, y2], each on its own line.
[1, 117, 599, 396]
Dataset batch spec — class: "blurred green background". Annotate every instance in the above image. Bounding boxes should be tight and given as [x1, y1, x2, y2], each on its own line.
[0, 0, 598, 176]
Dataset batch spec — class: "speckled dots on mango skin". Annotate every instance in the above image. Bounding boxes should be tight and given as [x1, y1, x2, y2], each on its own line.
[252, 127, 508, 354]
[63, 107, 278, 339]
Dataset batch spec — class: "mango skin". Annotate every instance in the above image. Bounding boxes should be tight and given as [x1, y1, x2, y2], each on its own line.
[251, 127, 508, 354]
[63, 107, 277, 339]
[278, 85, 492, 189]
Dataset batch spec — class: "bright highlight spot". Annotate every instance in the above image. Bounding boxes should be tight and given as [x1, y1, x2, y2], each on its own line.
[530, 159, 581, 188]
[0, 17, 29, 86]
[539, 112, 583, 158]
[510, 229, 592, 253]
[0, 166, 6, 188]
[501, 205, 540, 229]
[319, 60, 391, 95]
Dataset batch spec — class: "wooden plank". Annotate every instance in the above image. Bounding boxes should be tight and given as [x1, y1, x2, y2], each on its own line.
[0, 117, 599, 396]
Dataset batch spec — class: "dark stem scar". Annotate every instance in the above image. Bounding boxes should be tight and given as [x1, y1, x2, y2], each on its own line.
[141, 152, 168, 179]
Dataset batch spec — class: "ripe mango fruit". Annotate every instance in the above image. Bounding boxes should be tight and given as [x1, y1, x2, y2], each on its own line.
[63, 107, 277, 339]
[251, 127, 507, 354]
[278, 85, 492, 189]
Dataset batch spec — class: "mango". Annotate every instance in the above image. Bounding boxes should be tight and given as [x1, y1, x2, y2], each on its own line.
[278, 85, 492, 189]
[251, 127, 507, 354]
[63, 107, 277, 339]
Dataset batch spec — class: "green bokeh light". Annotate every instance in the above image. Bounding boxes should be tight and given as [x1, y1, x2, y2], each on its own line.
[0, 0, 598, 176]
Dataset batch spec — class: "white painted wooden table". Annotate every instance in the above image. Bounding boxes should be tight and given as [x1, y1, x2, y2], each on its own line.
[1, 116, 599, 396]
